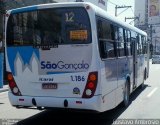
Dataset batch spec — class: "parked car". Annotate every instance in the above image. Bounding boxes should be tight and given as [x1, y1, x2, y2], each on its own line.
[152, 55, 160, 64]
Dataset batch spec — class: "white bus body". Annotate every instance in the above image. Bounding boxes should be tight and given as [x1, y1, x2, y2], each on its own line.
[5, 2, 149, 112]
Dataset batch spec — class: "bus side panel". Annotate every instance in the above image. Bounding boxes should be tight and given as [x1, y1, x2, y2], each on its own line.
[137, 54, 145, 87]
[100, 58, 117, 111]
[128, 56, 134, 93]
[116, 57, 129, 105]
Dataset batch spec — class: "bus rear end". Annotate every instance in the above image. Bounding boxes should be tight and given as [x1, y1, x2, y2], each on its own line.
[5, 3, 102, 112]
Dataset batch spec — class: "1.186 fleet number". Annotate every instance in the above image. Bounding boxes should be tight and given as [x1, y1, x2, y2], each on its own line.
[71, 76, 85, 82]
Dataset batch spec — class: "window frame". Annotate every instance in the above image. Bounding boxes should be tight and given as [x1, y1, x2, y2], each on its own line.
[7, 7, 92, 46]
[96, 16, 117, 59]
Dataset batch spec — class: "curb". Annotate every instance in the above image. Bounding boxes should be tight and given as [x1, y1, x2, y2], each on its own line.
[0, 85, 9, 93]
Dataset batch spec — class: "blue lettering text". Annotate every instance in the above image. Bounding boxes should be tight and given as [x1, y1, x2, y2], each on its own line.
[41, 61, 89, 70]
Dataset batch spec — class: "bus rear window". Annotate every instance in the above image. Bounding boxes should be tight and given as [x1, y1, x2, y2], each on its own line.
[7, 7, 91, 46]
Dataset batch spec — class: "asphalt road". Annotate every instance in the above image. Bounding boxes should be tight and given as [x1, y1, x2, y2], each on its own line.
[0, 62, 160, 125]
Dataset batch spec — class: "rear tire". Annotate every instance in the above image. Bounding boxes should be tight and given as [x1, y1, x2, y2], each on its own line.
[122, 81, 130, 107]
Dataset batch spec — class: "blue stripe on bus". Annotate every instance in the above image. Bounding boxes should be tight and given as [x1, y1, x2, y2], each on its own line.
[11, 6, 38, 14]
[7, 47, 39, 75]
[47, 72, 73, 75]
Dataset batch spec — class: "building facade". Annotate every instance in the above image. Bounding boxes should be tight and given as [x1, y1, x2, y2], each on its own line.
[135, 0, 160, 55]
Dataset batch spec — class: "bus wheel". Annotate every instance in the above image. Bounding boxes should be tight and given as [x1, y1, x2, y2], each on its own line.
[122, 81, 130, 107]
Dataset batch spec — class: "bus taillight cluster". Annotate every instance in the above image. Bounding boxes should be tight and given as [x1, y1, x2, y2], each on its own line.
[7, 72, 21, 96]
[82, 72, 98, 98]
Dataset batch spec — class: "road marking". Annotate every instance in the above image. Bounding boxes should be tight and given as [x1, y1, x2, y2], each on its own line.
[147, 87, 158, 98]
[0, 91, 8, 96]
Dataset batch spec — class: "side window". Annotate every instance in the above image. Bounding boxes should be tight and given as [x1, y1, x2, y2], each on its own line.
[97, 18, 116, 59]
[127, 31, 131, 43]
[136, 34, 143, 55]
[103, 41, 115, 58]
[117, 27, 125, 57]
[136, 34, 140, 55]
[97, 19, 114, 40]
[124, 29, 128, 56]
[139, 35, 143, 55]
[131, 31, 136, 55]
[127, 31, 131, 56]
[124, 29, 132, 56]
[142, 35, 147, 54]
[145, 37, 148, 54]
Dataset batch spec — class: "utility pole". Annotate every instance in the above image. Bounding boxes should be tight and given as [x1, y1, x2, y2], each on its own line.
[115, 5, 132, 17]
[115, 5, 117, 17]
[150, 24, 153, 46]
[125, 17, 139, 22]
[150, 24, 153, 57]
[125, 17, 139, 24]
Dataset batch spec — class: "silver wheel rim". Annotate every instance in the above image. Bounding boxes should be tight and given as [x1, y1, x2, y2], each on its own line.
[124, 84, 129, 104]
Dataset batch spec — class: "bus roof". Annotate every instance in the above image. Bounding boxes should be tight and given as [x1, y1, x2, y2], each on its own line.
[90, 3, 147, 36]
[7, 2, 147, 36]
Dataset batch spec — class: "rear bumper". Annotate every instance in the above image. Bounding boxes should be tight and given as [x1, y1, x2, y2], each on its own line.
[8, 92, 102, 112]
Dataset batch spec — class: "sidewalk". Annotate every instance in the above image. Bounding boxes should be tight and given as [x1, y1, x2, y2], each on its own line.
[0, 85, 9, 93]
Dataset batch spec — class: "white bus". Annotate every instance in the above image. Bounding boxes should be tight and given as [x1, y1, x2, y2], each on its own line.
[5, 2, 149, 112]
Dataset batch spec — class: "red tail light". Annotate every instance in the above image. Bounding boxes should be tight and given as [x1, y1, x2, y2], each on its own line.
[9, 81, 16, 88]
[7, 72, 21, 96]
[82, 72, 98, 98]
[87, 82, 95, 89]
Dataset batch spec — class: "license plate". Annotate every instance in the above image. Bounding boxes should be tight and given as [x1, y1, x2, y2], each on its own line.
[42, 83, 57, 89]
